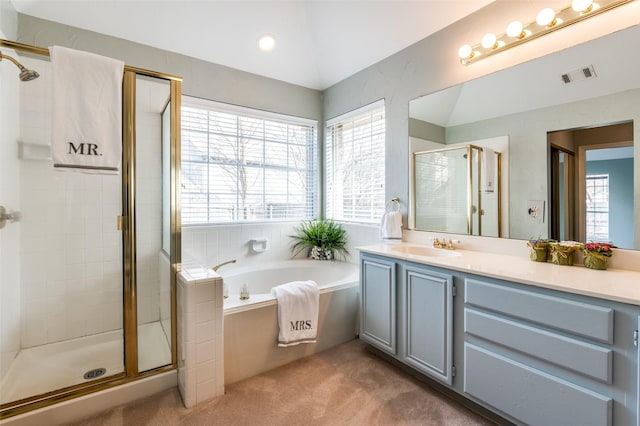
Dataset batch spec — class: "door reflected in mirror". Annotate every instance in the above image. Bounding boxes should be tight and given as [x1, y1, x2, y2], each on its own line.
[549, 122, 633, 247]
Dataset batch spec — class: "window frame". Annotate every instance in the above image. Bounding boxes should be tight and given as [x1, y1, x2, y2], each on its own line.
[585, 173, 610, 241]
[181, 96, 319, 226]
[324, 99, 386, 224]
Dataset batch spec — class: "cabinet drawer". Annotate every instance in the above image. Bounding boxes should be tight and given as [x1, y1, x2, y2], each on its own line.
[464, 308, 612, 383]
[464, 343, 612, 426]
[465, 278, 613, 343]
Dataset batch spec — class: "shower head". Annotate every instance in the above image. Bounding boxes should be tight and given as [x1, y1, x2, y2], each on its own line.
[0, 51, 39, 81]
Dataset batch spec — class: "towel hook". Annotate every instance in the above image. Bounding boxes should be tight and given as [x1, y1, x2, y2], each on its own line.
[385, 198, 400, 213]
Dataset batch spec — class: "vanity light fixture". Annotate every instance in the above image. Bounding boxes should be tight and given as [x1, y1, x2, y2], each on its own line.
[458, 0, 634, 65]
[536, 8, 559, 27]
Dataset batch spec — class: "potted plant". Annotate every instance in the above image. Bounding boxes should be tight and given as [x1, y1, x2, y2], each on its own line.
[548, 241, 582, 266]
[582, 242, 615, 270]
[289, 219, 349, 260]
[526, 238, 555, 262]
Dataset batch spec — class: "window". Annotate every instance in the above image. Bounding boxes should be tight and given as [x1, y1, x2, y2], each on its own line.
[325, 100, 385, 223]
[181, 97, 318, 224]
[585, 174, 609, 241]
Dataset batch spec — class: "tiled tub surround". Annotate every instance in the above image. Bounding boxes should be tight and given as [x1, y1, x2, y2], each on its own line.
[181, 222, 379, 271]
[223, 259, 360, 384]
[176, 268, 224, 408]
[180, 222, 377, 388]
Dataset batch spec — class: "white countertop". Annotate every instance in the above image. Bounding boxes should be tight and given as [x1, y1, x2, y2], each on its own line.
[357, 242, 640, 306]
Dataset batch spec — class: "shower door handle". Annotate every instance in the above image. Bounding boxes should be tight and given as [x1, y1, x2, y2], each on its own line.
[0, 206, 21, 229]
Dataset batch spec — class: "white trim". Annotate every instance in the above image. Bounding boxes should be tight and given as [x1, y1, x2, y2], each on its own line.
[182, 95, 317, 127]
[325, 98, 385, 127]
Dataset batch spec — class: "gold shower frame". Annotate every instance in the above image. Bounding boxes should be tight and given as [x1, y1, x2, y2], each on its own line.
[409, 144, 502, 236]
[0, 38, 182, 419]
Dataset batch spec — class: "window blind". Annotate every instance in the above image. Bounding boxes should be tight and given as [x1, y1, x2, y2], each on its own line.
[586, 174, 609, 241]
[181, 97, 318, 225]
[325, 100, 385, 223]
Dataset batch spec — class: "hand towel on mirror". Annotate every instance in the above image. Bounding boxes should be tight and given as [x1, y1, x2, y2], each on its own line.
[49, 46, 124, 174]
[483, 147, 496, 193]
[271, 280, 320, 347]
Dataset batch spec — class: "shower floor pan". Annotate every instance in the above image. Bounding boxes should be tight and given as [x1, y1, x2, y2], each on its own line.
[0, 322, 171, 405]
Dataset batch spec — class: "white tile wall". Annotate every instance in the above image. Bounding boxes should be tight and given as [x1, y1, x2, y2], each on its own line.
[0, 47, 22, 380]
[181, 221, 380, 270]
[15, 59, 167, 350]
[177, 268, 224, 407]
[17, 58, 125, 347]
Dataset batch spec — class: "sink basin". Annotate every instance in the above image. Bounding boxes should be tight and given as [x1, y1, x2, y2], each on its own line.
[390, 245, 462, 258]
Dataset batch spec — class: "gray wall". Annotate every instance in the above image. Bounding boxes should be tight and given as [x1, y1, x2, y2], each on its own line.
[16, 14, 322, 125]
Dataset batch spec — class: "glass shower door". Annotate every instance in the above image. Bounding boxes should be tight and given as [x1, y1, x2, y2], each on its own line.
[0, 53, 125, 407]
[414, 147, 470, 233]
[134, 74, 173, 372]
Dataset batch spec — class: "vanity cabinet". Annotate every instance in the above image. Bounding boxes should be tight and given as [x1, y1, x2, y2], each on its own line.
[360, 255, 397, 355]
[360, 254, 455, 385]
[400, 264, 454, 385]
[358, 250, 640, 426]
[463, 277, 616, 425]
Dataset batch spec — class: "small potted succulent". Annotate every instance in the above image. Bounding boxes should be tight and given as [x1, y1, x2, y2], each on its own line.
[548, 240, 582, 266]
[527, 238, 555, 262]
[582, 242, 615, 270]
[289, 219, 349, 261]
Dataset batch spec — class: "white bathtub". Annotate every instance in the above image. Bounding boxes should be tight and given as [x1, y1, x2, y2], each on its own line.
[222, 259, 359, 313]
[220, 259, 360, 384]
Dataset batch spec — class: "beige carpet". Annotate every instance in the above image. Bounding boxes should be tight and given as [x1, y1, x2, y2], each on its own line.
[71, 339, 496, 425]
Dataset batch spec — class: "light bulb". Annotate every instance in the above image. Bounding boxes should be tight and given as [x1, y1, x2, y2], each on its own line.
[536, 8, 557, 27]
[506, 21, 524, 38]
[458, 44, 473, 60]
[572, 0, 593, 12]
[258, 35, 276, 52]
[481, 33, 498, 49]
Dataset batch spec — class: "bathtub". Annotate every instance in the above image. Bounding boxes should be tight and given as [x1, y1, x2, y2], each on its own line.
[221, 259, 360, 384]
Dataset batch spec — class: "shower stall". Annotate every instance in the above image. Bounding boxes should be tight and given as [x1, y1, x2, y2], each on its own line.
[0, 39, 182, 419]
[410, 145, 502, 236]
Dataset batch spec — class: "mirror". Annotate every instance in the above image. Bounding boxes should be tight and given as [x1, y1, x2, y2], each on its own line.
[409, 24, 639, 250]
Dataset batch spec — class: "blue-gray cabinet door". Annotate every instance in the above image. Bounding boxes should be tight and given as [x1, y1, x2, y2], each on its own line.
[401, 264, 454, 385]
[360, 255, 397, 355]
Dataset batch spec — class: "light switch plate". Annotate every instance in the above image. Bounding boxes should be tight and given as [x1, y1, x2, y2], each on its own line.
[527, 200, 545, 224]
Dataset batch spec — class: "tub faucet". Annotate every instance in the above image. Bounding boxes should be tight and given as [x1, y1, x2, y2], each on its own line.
[212, 259, 237, 272]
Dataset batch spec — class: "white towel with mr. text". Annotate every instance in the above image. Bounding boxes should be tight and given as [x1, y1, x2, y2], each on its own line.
[271, 280, 319, 347]
[49, 46, 124, 174]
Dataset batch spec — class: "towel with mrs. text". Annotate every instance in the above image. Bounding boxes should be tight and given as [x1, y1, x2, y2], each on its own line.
[271, 280, 319, 347]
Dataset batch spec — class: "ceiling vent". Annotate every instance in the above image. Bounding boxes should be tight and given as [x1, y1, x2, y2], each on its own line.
[561, 65, 597, 84]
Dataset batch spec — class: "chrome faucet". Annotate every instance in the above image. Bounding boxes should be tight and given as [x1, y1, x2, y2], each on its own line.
[211, 259, 237, 272]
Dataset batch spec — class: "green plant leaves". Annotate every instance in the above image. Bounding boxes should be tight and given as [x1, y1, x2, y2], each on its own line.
[289, 219, 349, 260]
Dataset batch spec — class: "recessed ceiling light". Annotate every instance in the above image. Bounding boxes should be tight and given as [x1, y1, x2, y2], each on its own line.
[258, 35, 276, 52]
